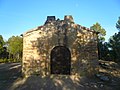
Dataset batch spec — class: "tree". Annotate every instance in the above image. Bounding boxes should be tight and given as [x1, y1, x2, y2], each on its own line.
[116, 17, 120, 32]
[108, 32, 120, 62]
[90, 22, 106, 41]
[0, 35, 5, 58]
[100, 42, 111, 60]
[103, 16, 120, 62]
[7, 36, 23, 61]
[90, 22, 106, 59]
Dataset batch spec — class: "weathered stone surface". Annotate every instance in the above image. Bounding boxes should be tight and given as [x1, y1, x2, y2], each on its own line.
[22, 15, 99, 77]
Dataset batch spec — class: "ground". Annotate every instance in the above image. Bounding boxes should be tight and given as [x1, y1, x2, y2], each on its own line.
[0, 63, 21, 90]
[0, 60, 120, 90]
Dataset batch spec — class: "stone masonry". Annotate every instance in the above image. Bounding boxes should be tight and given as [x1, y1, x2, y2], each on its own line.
[22, 15, 99, 77]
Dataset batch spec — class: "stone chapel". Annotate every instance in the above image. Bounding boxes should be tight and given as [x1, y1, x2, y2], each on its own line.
[22, 15, 99, 77]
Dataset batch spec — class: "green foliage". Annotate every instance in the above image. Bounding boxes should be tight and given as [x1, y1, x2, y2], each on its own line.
[107, 32, 120, 62]
[0, 58, 21, 63]
[7, 36, 23, 60]
[116, 17, 120, 31]
[0, 35, 8, 60]
[89, 19, 120, 62]
[100, 42, 111, 60]
[90, 22, 106, 42]
[90, 22, 106, 59]
[0, 35, 22, 63]
[0, 35, 5, 55]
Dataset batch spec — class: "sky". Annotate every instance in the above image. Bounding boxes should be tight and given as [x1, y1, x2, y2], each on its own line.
[0, 0, 120, 42]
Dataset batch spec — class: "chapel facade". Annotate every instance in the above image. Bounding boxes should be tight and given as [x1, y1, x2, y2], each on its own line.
[22, 15, 99, 77]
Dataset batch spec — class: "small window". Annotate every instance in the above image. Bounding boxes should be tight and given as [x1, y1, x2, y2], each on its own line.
[50, 46, 71, 75]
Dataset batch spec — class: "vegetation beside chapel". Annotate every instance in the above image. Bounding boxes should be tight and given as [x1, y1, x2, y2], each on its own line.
[0, 35, 23, 63]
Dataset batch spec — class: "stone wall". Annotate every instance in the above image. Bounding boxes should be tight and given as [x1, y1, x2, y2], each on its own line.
[22, 15, 99, 77]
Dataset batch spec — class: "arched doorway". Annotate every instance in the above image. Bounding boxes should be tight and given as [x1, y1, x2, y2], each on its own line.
[50, 46, 71, 75]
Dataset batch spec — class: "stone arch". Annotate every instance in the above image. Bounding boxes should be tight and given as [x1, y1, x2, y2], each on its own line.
[50, 46, 71, 75]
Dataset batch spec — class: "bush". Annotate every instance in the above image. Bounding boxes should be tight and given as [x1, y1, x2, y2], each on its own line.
[0, 59, 4, 63]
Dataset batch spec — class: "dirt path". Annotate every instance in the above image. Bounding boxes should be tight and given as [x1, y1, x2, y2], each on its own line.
[0, 63, 21, 90]
[0, 61, 120, 90]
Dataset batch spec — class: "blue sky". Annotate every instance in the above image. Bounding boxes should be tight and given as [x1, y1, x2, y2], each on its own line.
[0, 0, 120, 41]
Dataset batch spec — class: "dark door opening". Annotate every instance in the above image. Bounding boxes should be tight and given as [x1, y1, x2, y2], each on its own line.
[50, 46, 71, 75]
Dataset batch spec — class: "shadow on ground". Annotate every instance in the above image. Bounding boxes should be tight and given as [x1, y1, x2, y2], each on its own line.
[0, 61, 120, 90]
[10, 75, 100, 90]
[10, 60, 120, 90]
[0, 63, 22, 90]
[10, 73, 120, 90]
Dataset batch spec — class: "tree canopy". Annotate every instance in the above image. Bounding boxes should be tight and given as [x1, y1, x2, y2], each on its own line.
[0, 35, 5, 55]
[7, 36, 23, 60]
[107, 32, 120, 62]
[90, 22, 106, 41]
[116, 17, 120, 32]
[101, 17, 120, 62]
[90, 22, 106, 59]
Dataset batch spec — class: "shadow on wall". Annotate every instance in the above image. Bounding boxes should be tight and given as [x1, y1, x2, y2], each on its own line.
[22, 21, 99, 77]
